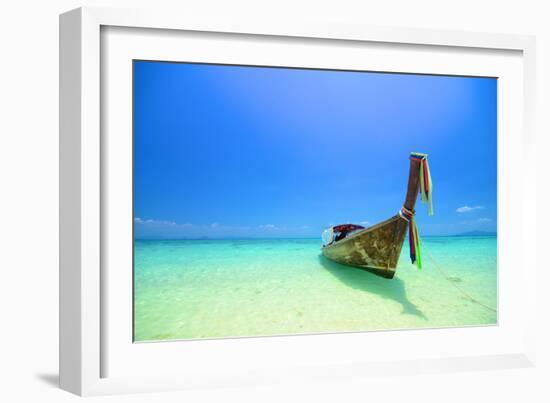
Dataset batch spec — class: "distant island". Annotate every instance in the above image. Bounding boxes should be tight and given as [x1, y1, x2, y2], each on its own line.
[455, 230, 497, 237]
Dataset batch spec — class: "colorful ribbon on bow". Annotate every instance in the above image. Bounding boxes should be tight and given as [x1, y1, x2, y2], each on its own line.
[411, 152, 433, 216]
[399, 206, 423, 269]
[399, 153, 434, 270]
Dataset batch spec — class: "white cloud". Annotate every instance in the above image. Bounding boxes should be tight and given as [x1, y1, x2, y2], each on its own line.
[456, 205, 484, 213]
[134, 218, 319, 239]
[359, 221, 371, 226]
[134, 217, 176, 225]
[477, 217, 492, 223]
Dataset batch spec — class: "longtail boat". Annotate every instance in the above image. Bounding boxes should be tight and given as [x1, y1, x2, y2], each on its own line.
[321, 152, 433, 279]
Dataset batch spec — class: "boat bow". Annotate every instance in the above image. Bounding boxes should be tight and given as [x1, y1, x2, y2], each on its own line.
[321, 152, 433, 278]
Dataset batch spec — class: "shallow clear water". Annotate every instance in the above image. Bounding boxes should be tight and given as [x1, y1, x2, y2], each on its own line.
[134, 236, 497, 341]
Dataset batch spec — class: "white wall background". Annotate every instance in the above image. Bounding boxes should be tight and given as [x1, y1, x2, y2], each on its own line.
[1, 1, 548, 402]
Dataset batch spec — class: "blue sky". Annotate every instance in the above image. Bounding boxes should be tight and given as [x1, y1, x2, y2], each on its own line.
[134, 61, 497, 239]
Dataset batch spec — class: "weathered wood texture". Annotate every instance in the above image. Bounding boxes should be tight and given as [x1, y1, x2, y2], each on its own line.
[322, 216, 408, 278]
[321, 156, 422, 278]
[404, 157, 422, 212]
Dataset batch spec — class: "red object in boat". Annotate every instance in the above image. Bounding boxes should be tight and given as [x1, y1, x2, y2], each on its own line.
[332, 224, 365, 233]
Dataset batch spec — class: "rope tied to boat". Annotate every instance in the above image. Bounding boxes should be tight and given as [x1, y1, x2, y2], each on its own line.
[423, 247, 497, 313]
[399, 206, 423, 270]
[411, 153, 433, 216]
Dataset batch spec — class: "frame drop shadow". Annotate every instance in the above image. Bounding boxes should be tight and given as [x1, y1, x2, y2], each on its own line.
[35, 373, 59, 388]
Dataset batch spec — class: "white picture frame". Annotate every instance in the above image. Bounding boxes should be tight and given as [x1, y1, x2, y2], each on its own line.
[60, 6, 537, 396]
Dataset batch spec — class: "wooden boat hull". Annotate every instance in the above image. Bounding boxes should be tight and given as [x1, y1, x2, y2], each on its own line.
[321, 215, 408, 279]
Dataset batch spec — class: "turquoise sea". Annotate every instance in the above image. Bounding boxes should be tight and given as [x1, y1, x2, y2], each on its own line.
[134, 236, 497, 342]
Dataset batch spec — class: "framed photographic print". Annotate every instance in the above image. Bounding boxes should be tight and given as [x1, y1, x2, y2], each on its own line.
[132, 60, 496, 342]
[60, 7, 537, 396]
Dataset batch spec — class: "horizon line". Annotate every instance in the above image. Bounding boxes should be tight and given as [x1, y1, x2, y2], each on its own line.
[135, 233, 497, 241]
